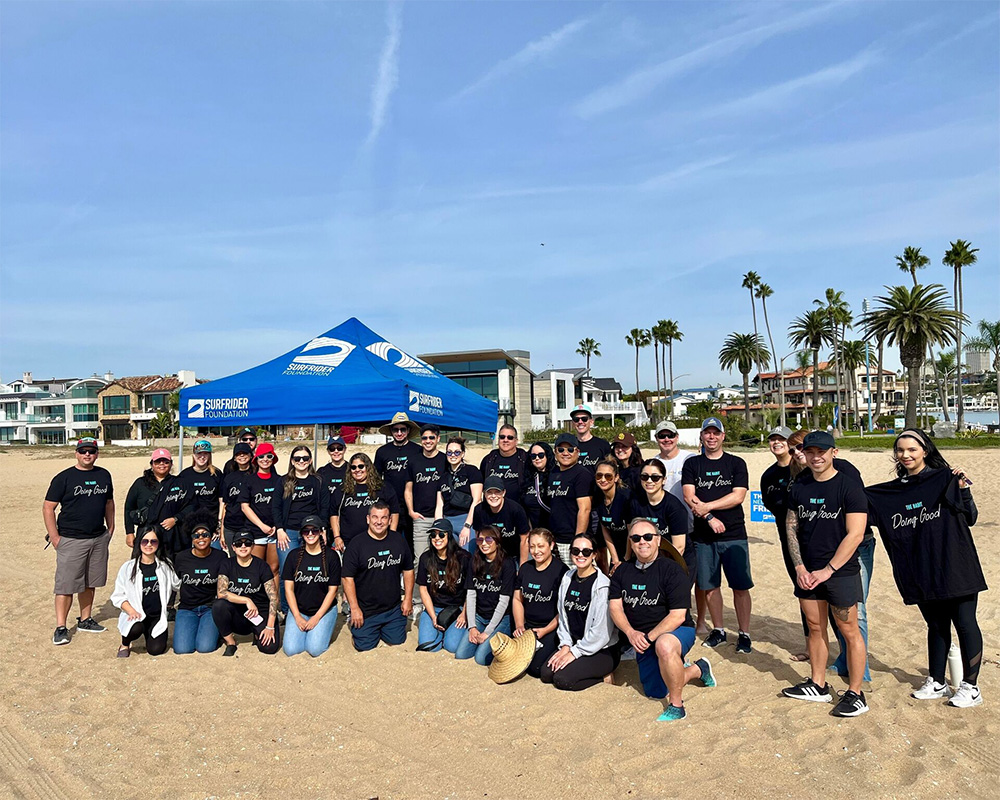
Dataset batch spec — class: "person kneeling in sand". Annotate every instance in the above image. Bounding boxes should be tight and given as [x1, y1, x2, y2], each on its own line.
[609, 519, 715, 722]
[111, 523, 179, 658]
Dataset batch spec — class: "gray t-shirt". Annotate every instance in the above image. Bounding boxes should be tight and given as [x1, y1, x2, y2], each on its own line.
[657, 450, 694, 526]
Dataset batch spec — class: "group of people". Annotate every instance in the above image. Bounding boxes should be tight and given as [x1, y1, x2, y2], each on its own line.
[44, 403, 987, 721]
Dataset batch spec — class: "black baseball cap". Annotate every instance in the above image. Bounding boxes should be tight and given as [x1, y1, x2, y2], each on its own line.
[232, 532, 255, 547]
[802, 431, 837, 450]
[300, 515, 324, 531]
[233, 442, 253, 456]
[237, 427, 256, 437]
[554, 432, 579, 449]
[428, 518, 454, 535]
[483, 476, 505, 492]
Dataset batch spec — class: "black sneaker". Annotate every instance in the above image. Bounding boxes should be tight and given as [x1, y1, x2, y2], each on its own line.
[76, 616, 106, 633]
[735, 632, 752, 654]
[702, 629, 727, 648]
[222, 644, 238, 657]
[53, 626, 70, 646]
[167, 607, 177, 622]
[831, 690, 869, 717]
[782, 678, 833, 703]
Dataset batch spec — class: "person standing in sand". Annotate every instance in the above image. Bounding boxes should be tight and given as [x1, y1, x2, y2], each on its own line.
[374, 412, 422, 553]
[44, 437, 115, 646]
[570, 405, 612, 475]
[480, 424, 529, 505]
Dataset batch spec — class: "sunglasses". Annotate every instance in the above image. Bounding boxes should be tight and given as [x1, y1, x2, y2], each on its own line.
[595, 472, 615, 482]
[556, 446, 577, 454]
[569, 546, 594, 557]
[301, 528, 321, 536]
[152, 458, 172, 465]
[391, 426, 410, 433]
[328, 445, 346, 452]
[629, 533, 656, 543]
[640, 473, 664, 483]
[429, 532, 448, 540]
[233, 540, 253, 548]
[291, 455, 311, 463]
[530, 452, 546, 460]
[257, 454, 275, 461]
[350, 464, 367, 471]
[445, 450, 463, 457]
[140, 538, 159, 546]
[240, 437, 256, 443]
[420, 435, 438, 441]
[571, 416, 590, 423]
[191, 530, 212, 539]
[78, 449, 98, 455]
[656, 431, 678, 440]
[498, 434, 516, 441]
[477, 536, 495, 544]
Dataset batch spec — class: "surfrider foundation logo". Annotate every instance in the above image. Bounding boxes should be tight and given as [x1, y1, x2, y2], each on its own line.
[284, 337, 355, 376]
[187, 399, 205, 418]
[366, 340, 438, 377]
[408, 390, 420, 412]
[409, 390, 444, 417]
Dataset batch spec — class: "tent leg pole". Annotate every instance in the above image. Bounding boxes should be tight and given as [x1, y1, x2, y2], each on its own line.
[313, 425, 319, 460]
[178, 426, 184, 470]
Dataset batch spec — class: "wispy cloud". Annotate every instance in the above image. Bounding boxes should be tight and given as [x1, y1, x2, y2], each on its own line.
[451, 15, 593, 101]
[366, 3, 403, 147]
[638, 155, 735, 189]
[573, 2, 847, 119]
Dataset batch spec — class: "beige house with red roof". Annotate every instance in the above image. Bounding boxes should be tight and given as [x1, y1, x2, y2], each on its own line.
[98, 371, 197, 442]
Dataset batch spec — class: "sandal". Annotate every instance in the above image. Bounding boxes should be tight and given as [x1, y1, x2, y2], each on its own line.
[788, 652, 809, 662]
[117, 645, 131, 658]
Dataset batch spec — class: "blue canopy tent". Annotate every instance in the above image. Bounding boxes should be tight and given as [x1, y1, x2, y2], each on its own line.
[177, 318, 497, 463]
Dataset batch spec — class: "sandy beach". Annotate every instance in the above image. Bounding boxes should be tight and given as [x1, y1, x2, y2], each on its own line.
[2, 444, 997, 800]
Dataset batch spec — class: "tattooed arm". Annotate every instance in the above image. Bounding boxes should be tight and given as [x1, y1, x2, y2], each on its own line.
[785, 509, 803, 568]
[264, 579, 279, 624]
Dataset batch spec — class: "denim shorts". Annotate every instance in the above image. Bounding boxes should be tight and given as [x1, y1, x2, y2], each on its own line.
[695, 539, 754, 591]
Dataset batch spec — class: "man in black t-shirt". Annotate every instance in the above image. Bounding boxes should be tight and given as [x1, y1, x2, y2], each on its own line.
[472, 476, 530, 562]
[43, 437, 115, 645]
[682, 418, 752, 652]
[479, 424, 529, 504]
[782, 431, 869, 717]
[548, 433, 593, 562]
[317, 436, 349, 523]
[375, 413, 422, 547]
[404, 423, 447, 564]
[341, 501, 415, 651]
[570, 405, 612, 474]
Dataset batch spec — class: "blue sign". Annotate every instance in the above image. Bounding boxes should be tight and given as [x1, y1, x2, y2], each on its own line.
[750, 491, 775, 523]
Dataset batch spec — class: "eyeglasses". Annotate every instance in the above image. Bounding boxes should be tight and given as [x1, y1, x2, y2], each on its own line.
[639, 473, 664, 483]
[257, 454, 275, 461]
[78, 449, 98, 455]
[391, 426, 409, 433]
[556, 446, 577, 454]
[291, 455, 311, 463]
[350, 464, 367, 471]
[569, 546, 594, 557]
[421, 435, 438, 441]
[530, 452, 546, 460]
[429, 532, 448, 540]
[240, 437, 256, 443]
[301, 529, 321, 536]
[152, 458, 172, 465]
[140, 538, 159, 546]
[445, 450, 463, 457]
[328, 445, 346, 452]
[191, 531, 212, 539]
[656, 431, 677, 440]
[477, 536, 495, 544]
[594, 472, 615, 482]
[629, 533, 656, 543]
[498, 434, 516, 441]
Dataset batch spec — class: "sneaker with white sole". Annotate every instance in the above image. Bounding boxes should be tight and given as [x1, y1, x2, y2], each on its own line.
[912, 677, 953, 700]
[782, 678, 833, 702]
[76, 616, 106, 633]
[695, 658, 716, 688]
[831, 689, 869, 717]
[948, 681, 983, 708]
[702, 629, 727, 648]
[53, 626, 70, 646]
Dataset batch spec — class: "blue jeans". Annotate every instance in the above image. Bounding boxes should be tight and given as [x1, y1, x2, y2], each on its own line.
[173, 606, 221, 654]
[417, 605, 467, 652]
[277, 529, 303, 613]
[282, 608, 339, 657]
[448, 613, 511, 665]
[350, 607, 407, 652]
[446, 514, 474, 553]
[831, 537, 874, 681]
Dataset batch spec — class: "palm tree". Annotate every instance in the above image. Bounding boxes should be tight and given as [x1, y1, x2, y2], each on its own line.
[932, 349, 957, 418]
[837, 340, 869, 430]
[576, 338, 602, 375]
[943, 239, 979, 430]
[651, 321, 665, 420]
[755, 282, 779, 412]
[742, 272, 765, 394]
[967, 319, 1000, 426]
[815, 289, 850, 435]
[788, 309, 830, 428]
[719, 333, 771, 423]
[625, 328, 651, 396]
[659, 320, 683, 419]
[862, 284, 965, 429]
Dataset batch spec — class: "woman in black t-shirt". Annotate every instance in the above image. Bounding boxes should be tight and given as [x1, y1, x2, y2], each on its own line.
[212, 532, 281, 656]
[513, 528, 569, 678]
[522, 442, 555, 529]
[331, 454, 400, 550]
[173, 511, 228, 654]
[282, 522, 341, 658]
[611, 433, 643, 492]
[239, 442, 285, 600]
[220, 443, 255, 551]
[417, 522, 471, 652]
[594, 457, 631, 572]
[453, 526, 516, 665]
[630, 458, 693, 574]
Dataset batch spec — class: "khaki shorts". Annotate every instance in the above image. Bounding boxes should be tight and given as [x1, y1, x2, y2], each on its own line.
[54, 531, 111, 595]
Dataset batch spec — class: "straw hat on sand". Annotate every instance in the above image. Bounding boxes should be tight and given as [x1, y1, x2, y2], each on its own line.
[488, 631, 537, 684]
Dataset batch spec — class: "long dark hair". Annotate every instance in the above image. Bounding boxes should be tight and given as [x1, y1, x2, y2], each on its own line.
[615, 444, 643, 470]
[571, 531, 609, 575]
[527, 441, 555, 475]
[893, 428, 951, 479]
[473, 525, 504, 579]
[130, 522, 173, 581]
[420, 534, 465, 597]
[343, 452, 383, 494]
[284, 445, 316, 498]
[595, 456, 623, 491]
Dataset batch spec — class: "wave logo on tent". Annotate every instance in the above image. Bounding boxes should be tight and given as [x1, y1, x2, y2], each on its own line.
[409, 390, 444, 417]
[284, 337, 356, 376]
[187, 399, 205, 419]
[366, 341, 437, 377]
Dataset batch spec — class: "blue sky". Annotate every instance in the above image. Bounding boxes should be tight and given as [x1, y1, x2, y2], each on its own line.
[2, 1, 997, 392]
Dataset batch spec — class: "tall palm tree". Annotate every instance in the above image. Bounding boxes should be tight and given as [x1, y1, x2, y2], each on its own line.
[575, 338, 602, 375]
[651, 321, 665, 420]
[625, 328, 651, 397]
[755, 282, 779, 412]
[932, 349, 957, 418]
[742, 272, 765, 394]
[967, 319, 1000, 426]
[862, 284, 965, 429]
[788, 309, 829, 428]
[943, 239, 979, 430]
[719, 333, 771, 423]
[869, 328, 887, 421]
[660, 320, 682, 419]
[837, 339, 869, 430]
[814, 289, 850, 434]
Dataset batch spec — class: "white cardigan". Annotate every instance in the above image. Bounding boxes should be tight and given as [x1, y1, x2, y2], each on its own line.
[109, 558, 180, 638]
[555, 569, 618, 658]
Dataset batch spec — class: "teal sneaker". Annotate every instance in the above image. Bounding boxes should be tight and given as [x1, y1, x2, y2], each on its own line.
[656, 705, 687, 722]
[695, 658, 716, 688]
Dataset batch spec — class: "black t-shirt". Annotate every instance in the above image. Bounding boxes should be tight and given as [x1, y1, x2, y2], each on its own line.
[221, 471, 251, 531]
[374, 441, 423, 497]
[238, 472, 284, 529]
[472, 500, 531, 560]
[576, 436, 612, 474]
[760, 462, 792, 537]
[220, 556, 273, 617]
[282, 474, 328, 530]
[681, 452, 749, 543]
[318, 462, 348, 506]
[342, 532, 414, 616]
[610, 557, 693, 634]
[468, 557, 517, 620]
[788, 471, 867, 574]
[150, 475, 191, 525]
[629, 490, 694, 572]
[516, 559, 569, 628]
[547, 464, 594, 542]
[479, 448, 529, 503]
[405, 452, 449, 515]
[333, 482, 400, 543]
[174, 549, 229, 610]
[441, 463, 483, 517]
[280, 547, 342, 616]
[178, 467, 223, 515]
[521, 471, 551, 528]
[140, 561, 161, 617]
[565, 570, 598, 643]
[417, 549, 471, 607]
[45, 465, 113, 538]
[597, 486, 632, 556]
[797, 458, 874, 543]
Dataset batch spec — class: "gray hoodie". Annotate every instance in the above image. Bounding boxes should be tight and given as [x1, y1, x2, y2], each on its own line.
[556, 568, 619, 658]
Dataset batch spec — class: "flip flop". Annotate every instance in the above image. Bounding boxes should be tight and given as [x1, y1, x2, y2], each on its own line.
[117, 645, 131, 659]
[789, 652, 809, 662]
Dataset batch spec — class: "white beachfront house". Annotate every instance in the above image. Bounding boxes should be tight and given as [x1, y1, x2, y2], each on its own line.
[0, 372, 110, 445]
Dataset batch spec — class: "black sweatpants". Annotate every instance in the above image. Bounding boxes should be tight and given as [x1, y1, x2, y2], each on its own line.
[526, 631, 559, 678]
[540, 646, 620, 691]
[122, 618, 168, 656]
[917, 594, 982, 685]
[211, 599, 282, 654]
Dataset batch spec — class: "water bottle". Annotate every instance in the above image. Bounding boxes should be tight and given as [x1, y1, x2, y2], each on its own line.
[947, 643, 964, 688]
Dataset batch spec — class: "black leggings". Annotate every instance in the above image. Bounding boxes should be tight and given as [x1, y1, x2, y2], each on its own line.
[526, 631, 559, 678]
[211, 599, 282, 655]
[917, 594, 982, 685]
[540, 647, 620, 691]
[122, 618, 168, 656]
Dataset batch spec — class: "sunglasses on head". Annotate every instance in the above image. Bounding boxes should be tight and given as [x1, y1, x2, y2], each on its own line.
[498, 434, 516, 441]
[350, 464, 366, 471]
[291, 455, 311, 463]
[656, 431, 678, 440]
[477, 535, 495, 544]
[640, 473, 664, 483]
[445, 450, 463, 457]
[140, 538, 159, 546]
[78, 449, 98, 455]
[629, 532, 656, 543]
[556, 445, 577, 454]
[569, 546, 594, 557]
[191, 530, 212, 539]
[530, 452, 546, 460]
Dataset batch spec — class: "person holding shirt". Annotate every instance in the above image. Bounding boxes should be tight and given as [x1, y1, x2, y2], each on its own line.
[282, 515, 341, 657]
[341, 501, 415, 651]
[611, 432, 643, 491]
[480, 424, 529, 504]
[548, 433, 593, 563]
[213, 531, 281, 656]
[416, 519, 471, 652]
[219, 443, 254, 551]
[542, 533, 620, 691]
[173, 511, 228, 654]
[682, 417, 753, 652]
[866, 429, 986, 708]
[471, 477, 531, 561]
[441, 436, 483, 546]
[277, 446, 328, 613]
[522, 442, 555, 529]
[404, 424, 447, 564]
[513, 529, 569, 677]
[782, 431, 869, 717]
[594, 458, 631, 571]
[570, 405, 612, 474]
[453, 526, 516, 665]
[44, 437, 115, 645]
[609, 519, 715, 722]
[331, 454, 400, 550]
[110, 523, 179, 657]
[239, 442, 285, 599]
[375, 412, 422, 549]
[318, 436, 349, 521]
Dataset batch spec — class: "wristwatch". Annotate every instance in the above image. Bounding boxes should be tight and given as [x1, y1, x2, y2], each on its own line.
[705, 513, 715, 521]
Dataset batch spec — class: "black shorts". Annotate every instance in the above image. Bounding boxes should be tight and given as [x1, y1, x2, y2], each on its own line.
[795, 571, 862, 607]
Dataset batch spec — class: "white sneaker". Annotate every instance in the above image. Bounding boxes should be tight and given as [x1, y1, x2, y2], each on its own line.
[912, 677, 953, 700]
[948, 681, 983, 708]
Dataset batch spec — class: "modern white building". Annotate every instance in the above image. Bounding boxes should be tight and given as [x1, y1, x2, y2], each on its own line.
[0, 372, 111, 444]
[533, 368, 648, 429]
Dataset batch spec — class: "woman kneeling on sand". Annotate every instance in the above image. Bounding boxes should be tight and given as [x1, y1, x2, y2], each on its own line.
[111, 523, 179, 658]
[416, 519, 470, 652]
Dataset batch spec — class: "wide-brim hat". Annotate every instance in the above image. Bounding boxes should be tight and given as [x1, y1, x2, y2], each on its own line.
[488, 630, 537, 684]
[378, 412, 420, 437]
